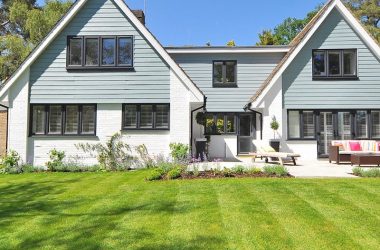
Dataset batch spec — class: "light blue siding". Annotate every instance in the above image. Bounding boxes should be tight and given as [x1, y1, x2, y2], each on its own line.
[283, 8, 380, 109]
[30, 0, 170, 104]
[172, 53, 284, 112]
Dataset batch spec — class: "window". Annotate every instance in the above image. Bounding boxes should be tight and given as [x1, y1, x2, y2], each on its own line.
[213, 61, 237, 87]
[30, 104, 96, 136]
[287, 110, 316, 139]
[356, 110, 368, 139]
[122, 104, 170, 130]
[67, 36, 133, 69]
[312, 49, 357, 79]
[205, 113, 237, 135]
[371, 111, 380, 138]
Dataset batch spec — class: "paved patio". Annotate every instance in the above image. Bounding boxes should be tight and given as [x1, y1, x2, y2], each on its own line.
[190, 158, 365, 178]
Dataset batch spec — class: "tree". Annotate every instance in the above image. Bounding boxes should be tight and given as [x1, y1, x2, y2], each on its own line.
[256, 30, 278, 46]
[226, 40, 236, 46]
[0, 0, 72, 81]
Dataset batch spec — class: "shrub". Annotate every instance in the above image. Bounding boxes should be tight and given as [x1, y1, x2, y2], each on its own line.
[76, 133, 135, 171]
[0, 150, 22, 174]
[246, 167, 262, 175]
[232, 165, 246, 174]
[352, 167, 364, 176]
[167, 166, 183, 180]
[263, 165, 289, 177]
[146, 168, 165, 181]
[222, 167, 234, 177]
[169, 143, 189, 163]
[136, 144, 155, 169]
[21, 164, 37, 173]
[46, 149, 65, 171]
[362, 168, 380, 177]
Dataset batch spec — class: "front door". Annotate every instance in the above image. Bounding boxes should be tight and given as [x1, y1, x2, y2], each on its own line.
[318, 111, 352, 157]
[238, 114, 256, 154]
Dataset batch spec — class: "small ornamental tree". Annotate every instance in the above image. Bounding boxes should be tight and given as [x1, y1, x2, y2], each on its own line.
[270, 116, 280, 140]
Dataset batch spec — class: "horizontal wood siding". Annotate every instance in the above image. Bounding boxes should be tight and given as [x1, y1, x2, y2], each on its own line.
[30, 0, 170, 104]
[283, 8, 380, 109]
[172, 53, 284, 112]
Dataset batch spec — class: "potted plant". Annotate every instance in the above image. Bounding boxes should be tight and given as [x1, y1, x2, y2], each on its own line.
[269, 116, 280, 152]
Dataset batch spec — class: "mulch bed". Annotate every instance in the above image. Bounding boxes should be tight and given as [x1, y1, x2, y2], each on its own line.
[179, 171, 294, 180]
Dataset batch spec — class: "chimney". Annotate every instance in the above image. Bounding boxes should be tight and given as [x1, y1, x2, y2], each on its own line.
[132, 10, 145, 25]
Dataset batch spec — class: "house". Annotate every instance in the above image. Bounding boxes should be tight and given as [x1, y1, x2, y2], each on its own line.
[0, 0, 379, 166]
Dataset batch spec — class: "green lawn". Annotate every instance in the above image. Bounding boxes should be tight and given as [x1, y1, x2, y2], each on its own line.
[0, 171, 379, 249]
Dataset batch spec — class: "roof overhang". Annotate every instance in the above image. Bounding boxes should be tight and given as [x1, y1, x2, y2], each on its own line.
[166, 46, 290, 54]
[249, 0, 380, 107]
[0, 0, 205, 102]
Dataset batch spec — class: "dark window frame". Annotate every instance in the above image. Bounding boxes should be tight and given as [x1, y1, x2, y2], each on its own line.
[312, 49, 358, 80]
[204, 113, 238, 135]
[66, 35, 134, 70]
[122, 104, 170, 131]
[287, 110, 317, 140]
[212, 60, 238, 88]
[29, 104, 97, 136]
[287, 109, 380, 141]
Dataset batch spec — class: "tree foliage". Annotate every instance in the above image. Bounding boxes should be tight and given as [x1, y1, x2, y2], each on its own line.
[0, 0, 72, 81]
[226, 40, 236, 47]
[257, 1, 380, 45]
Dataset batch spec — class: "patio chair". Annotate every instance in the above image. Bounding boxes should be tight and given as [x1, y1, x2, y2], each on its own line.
[250, 142, 301, 166]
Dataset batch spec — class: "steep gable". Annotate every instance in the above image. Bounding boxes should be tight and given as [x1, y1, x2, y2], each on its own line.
[283, 7, 380, 109]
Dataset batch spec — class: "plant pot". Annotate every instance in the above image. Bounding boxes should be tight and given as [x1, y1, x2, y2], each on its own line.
[269, 140, 280, 152]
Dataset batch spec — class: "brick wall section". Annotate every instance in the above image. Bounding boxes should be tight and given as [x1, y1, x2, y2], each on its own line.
[0, 110, 7, 156]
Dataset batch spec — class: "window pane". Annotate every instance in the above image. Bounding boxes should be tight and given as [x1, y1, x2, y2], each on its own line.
[225, 62, 236, 83]
[124, 105, 137, 128]
[65, 105, 79, 134]
[48, 105, 62, 134]
[118, 37, 133, 66]
[102, 38, 115, 65]
[85, 38, 99, 66]
[140, 105, 153, 128]
[32, 106, 45, 135]
[205, 114, 215, 134]
[216, 114, 224, 134]
[356, 111, 368, 138]
[155, 105, 169, 129]
[69, 38, 82, 66]
[337, 112, 352, 140]
[302, 111, 315, 138]
[213, 62, 223, 84]
[313, 51, 326, 76]
[288, 111, 300, 138]
[344, 50, 356, 75]
[328, 51, 341, 76]
[226, 114, 236, 133]
[82, 105, 95, 134]
[372, 111, 380, 138]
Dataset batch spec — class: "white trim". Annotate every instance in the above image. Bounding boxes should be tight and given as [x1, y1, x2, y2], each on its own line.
[166, 48, 290, 54]
[0, 0, 204, 102]
[251, 0, 380, 107]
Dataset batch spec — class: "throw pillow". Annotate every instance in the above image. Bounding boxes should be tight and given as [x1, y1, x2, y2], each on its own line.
[349, 141, 362, 151]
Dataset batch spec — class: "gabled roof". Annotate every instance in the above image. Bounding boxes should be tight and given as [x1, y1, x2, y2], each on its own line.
[0, 0, 204, 102]
[249, 0, 380, 107]
[166, 46, 290, 54]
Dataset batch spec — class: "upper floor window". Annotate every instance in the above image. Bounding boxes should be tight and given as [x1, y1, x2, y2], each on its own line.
[123, 104, 170, 130]
[213, 61, 237, 87]
[67, 36, 133, 69]
[312, 49, 357, 79]
[31, 104, 96, 136]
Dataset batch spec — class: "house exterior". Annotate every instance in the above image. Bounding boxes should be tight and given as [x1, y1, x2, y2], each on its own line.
[1, 0, 380, 165]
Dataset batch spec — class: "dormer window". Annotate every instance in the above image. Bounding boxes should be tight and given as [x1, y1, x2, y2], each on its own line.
[312, 49, 357, 80]
[213, 61, 237, 87]
[67, 36, 133, 69]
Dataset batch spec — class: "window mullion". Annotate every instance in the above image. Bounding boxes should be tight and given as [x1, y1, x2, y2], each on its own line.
[78, 105, 83, 135]
[300, 111, 304, 139]
[222, 63, 226, 84]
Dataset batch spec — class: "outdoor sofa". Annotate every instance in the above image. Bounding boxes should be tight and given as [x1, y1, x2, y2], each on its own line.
[329, 140, 380, 164]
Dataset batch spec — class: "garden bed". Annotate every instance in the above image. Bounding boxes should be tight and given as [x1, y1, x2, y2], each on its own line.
[180, 171, 294, 180]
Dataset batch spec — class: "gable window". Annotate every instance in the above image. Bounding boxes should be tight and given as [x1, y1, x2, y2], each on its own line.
[312, 49, 357, 79]
[213, 61, 237, 87]
[67, 36, 133, 69]
[122, 104, 170, 130]
[30, 104, 96, 136]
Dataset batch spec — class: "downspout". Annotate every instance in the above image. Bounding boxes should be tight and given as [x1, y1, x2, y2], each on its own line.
[190, 96, 207, 155]
[244, 102, 263, 140]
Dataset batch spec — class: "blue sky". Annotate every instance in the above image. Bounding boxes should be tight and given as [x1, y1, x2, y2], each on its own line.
[37, 0, 324, 46]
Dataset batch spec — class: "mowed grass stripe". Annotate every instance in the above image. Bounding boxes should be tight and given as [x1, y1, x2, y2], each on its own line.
[286, 180, 380, 249]
[214, 179, 295, 250]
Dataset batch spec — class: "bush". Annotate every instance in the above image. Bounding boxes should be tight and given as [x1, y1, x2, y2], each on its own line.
[169, 143, 189, 163]
[246, 167, 262, 175]
[167, 166, 183, 180]
[0, 150, 22, 174]
[46, 149, 65, 171]
[222, 167, 234, 177]
[352, 167, 364, 176]
[76, 133, 135, 171]
[21, 164, 37, 173]
[232, 165, 246, 174]
[354, 167, 380, 177]
[147, 168, 165, 181]
[136, 144, 155, 169]
[263, 165, 289, 177]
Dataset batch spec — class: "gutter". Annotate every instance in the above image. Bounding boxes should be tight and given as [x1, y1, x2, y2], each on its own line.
[190, 96, 207, 155]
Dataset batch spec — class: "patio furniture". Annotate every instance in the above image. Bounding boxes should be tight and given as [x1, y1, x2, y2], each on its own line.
[351, 154, 380, 167]
[251, 142, 301, 166]
[329, 140, 380, 164]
